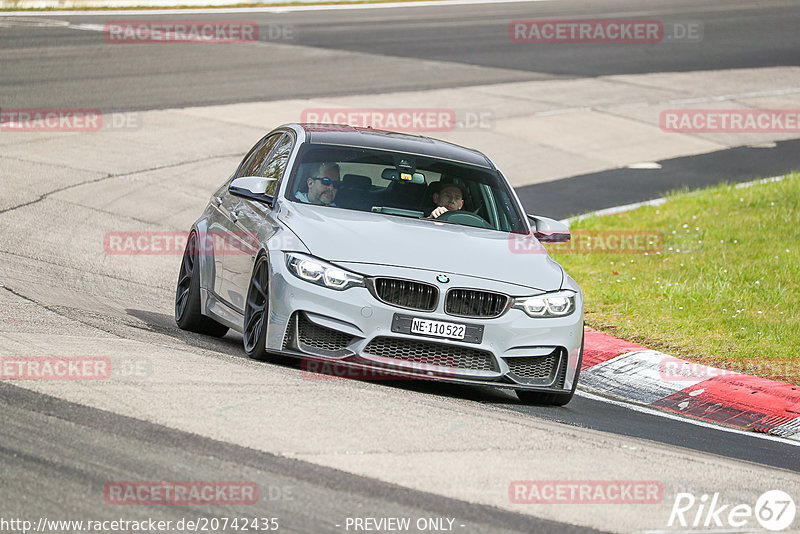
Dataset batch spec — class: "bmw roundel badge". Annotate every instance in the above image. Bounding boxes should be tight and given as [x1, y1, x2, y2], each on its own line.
[436, 274, 450, 283]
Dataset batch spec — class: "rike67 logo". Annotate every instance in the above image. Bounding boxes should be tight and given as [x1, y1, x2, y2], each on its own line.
[668, 490, 796, 531]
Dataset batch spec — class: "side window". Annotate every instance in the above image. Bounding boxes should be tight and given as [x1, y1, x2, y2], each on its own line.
[236, 133, 282, 179]
[254, 134, 293, 197]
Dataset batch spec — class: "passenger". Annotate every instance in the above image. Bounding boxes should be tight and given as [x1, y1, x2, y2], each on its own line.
[429, 183, 465, 218]
[295, 162, 340, 206]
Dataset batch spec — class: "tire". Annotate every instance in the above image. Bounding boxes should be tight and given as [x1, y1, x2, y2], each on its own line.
[243, 254, 272, 361]
[175, 231, 229, 337]
[516, 333, 584, 406]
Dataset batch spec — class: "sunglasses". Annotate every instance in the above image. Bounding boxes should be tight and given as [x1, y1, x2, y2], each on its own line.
[310, 177, 341, 189]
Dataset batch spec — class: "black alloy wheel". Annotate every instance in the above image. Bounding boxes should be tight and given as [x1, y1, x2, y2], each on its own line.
[175, 231, 229, 337]
[243, 254, 272, 360]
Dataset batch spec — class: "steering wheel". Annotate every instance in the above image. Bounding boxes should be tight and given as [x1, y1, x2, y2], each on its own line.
[434, 210, 491, 229]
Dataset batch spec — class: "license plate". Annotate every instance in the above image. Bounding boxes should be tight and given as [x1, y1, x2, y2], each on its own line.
[410, 318, 466, 340]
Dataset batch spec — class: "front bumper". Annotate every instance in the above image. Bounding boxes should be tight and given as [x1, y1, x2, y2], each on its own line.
[266, 251, 583, 392]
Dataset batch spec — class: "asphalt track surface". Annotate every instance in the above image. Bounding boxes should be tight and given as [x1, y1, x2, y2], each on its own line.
[1, 383, 590, 534]
[2, 0, 800, 110]
[519, 137, 800, 219]
[2, 0, 800, 532]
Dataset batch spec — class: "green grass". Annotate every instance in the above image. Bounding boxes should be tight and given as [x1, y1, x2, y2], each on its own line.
[550, 172, 800, 384]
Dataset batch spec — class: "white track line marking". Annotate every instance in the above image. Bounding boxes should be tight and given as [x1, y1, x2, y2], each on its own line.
[562, 173, 791, 224]
[577, 389, 800, 447]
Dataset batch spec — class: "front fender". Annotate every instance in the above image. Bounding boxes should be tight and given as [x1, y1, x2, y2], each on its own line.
[189, 206, 216, 301]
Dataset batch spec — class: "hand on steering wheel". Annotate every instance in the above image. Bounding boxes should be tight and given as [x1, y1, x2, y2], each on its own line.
[430, 206, 449, 218]
[433, 209, 491, 229]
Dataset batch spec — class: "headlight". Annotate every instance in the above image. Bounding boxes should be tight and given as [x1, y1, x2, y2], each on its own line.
[285, 253, 364, 291]
[512, 291, 576, 318]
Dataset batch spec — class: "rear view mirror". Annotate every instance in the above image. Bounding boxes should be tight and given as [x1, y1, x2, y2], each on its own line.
[527, 214, 571, 243]
[381, 168, 426, 184]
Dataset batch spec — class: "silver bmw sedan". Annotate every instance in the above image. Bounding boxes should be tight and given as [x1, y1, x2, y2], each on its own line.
[175, 123, 584, 405]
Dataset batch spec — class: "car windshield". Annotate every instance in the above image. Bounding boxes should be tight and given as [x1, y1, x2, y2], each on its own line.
[286, 143, 527, 233]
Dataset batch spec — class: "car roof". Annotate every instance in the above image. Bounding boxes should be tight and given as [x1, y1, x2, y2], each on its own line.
[291, 123, 494, 169]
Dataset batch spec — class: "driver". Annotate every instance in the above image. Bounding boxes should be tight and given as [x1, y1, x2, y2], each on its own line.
[296, 162, 340, 206]
[429, 183, 465, 218]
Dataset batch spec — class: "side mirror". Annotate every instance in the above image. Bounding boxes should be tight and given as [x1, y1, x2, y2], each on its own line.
[527, 214, 570, 243]
[229, 176, 277, 204]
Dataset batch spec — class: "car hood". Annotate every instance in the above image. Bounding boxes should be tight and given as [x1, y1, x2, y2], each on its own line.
[278, 203, 564, 292]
